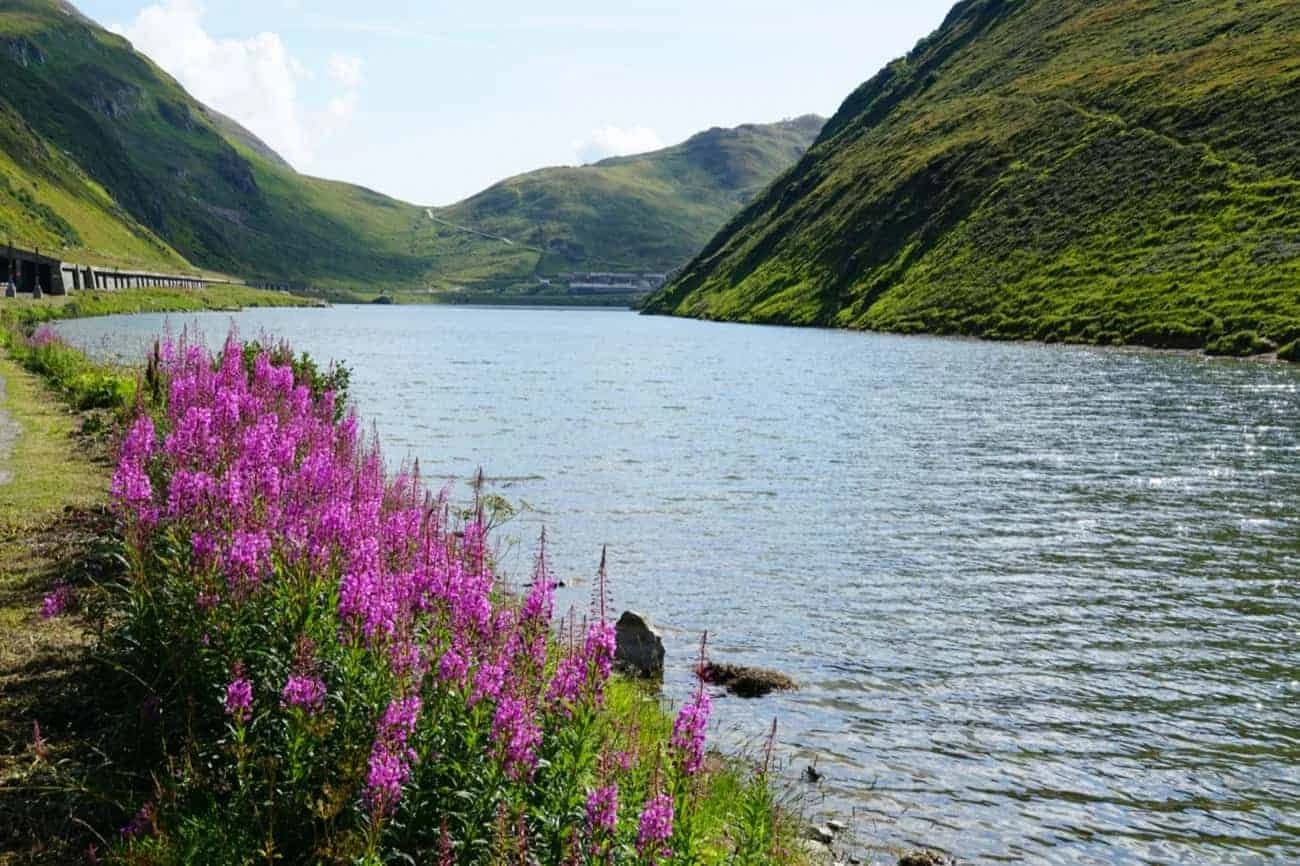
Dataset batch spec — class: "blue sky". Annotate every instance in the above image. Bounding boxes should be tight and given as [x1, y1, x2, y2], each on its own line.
[74, 0, 958, 205]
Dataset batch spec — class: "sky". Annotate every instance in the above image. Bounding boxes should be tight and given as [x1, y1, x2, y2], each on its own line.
[74, 0, 959, 206]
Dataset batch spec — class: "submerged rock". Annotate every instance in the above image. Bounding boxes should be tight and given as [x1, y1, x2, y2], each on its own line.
[702, 661, 797, 698]
[806, 825, 836, 846]
[614, 610, 664, 678]
[898, 851, 957, 866]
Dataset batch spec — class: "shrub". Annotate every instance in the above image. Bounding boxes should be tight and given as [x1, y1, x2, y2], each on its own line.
[7, 324, 137, 411]
[1205, 330, 1273, 356]
[93, 333, 784, 865]
[1125, 321, 1203, 350]
[1278, 340, 1300, 363]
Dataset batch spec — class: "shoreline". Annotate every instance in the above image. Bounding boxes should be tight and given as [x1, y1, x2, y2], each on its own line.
[639, 308, 1300, 366]
[0, 329, 852, 866]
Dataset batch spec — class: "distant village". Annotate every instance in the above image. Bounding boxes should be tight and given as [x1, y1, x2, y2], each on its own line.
[541, 272, 670, 296]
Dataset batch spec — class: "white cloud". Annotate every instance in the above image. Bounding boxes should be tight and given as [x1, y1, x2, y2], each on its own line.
[113, 0, 362, 171]
[327, 53, 363, 88]
[572, 125, 664, 165]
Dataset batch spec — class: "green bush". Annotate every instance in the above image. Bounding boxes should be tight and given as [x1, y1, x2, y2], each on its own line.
[1126, 321, 1204, 350]
[1205, 330, 1273, 357]
[1278, 340, 1300, 363]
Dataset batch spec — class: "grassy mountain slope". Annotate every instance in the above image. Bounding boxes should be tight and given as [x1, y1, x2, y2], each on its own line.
[644, 0, 1300, 355]
[0, 0, 442, 289]
[1, 0, 821, 292]
[436, 116, 823, 274]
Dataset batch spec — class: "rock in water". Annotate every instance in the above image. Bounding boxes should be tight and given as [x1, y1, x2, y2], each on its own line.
[702, 661, 797, 697]
[806, 825, 836, 846]
[898, 851, 957, 866]
[614, 611, 665, 678]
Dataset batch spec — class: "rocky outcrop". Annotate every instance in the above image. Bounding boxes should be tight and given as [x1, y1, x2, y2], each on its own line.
[2, 37, 46, 68]
[74, 69, 143, 119]
[898, 851, 958, 866]
[701, 661, 797, 698]
[613, 611, 664, 678]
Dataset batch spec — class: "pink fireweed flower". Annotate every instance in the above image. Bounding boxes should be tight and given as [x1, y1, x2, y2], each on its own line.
[223, 530, 272, 590]
[121, 801, 155, 839]
[437, 642, 469, 687]
[636, 794, 674, 863]
[547, 618, 617, 711]
[29, 324, 60, 348]
[40, 581, 74, 619]
[111, 415, 158, 528]
[585, 620, 615, 681]
[470, 657, 507, 707]
[281, 674, 326, 714]
[224, 665, 253, 724]
[366, 740, 415, 814]
[670, 687, 712, 776]
[366, 695, 421, 813]
[585, 783, 618, 835]
[491, 694, 541, 780]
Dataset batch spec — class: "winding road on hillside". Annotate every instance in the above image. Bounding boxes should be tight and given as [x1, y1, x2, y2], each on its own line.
[425, 209, 535, 250]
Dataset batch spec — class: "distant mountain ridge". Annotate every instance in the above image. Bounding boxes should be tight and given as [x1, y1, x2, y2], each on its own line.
[0, 0, 822, 292]
[644, 0, 1300, 356]
[438, 115, 823, 273]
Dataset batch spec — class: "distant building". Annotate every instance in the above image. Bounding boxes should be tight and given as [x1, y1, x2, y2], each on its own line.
[563, 271, 669, 295]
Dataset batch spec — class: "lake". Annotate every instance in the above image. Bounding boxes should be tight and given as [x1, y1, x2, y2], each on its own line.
[55, 305, 1300, 865]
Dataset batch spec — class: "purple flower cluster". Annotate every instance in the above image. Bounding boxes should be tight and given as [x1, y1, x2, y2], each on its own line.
[40, 580, 74, 619]
[121, 801, 156, 840]
[491, 694, 542, 780]
[29, 324, 60, 349]
[366, 695, 421, 813]
[670, 686, 712, 776]
[636, 794, 674, 863]
[107, 331, 716, 839]
[585, 783, 618, 834]
[281, 674, 326, 714]
[224, 665, 253, 724]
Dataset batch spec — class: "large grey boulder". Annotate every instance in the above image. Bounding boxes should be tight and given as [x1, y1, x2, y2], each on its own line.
[614, 610, 664, 679]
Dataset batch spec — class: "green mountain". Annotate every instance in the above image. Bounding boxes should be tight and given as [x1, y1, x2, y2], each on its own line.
[435, 116, 824, 274]
[644, 0, 1300, 356]
[0, 0, 821, 292]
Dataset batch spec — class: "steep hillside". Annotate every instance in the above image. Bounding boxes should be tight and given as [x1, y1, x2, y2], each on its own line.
[0, 0, 821, 292]
[644, 0, 1300, 355]
[437, 116, 823, 273]
[0, 0, 446, 289]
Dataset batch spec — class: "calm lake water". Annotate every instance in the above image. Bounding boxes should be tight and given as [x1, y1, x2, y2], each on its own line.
[56, 306, 1300, 865]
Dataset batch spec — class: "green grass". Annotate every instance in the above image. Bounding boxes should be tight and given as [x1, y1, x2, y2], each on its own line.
[0, 353, 107, 517]
[0, 283, 321, 327]
[0, 350, 117, 866]
[644, 0, 1300, 358]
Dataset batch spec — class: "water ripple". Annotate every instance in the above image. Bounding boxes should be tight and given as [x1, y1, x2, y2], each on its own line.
[56, 307, 1300, 865]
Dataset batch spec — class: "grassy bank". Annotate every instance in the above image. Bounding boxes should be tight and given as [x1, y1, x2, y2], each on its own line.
[0, 346, 121, 863]
[0, 329, 809, 866]
[1, 284, 322, 328]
